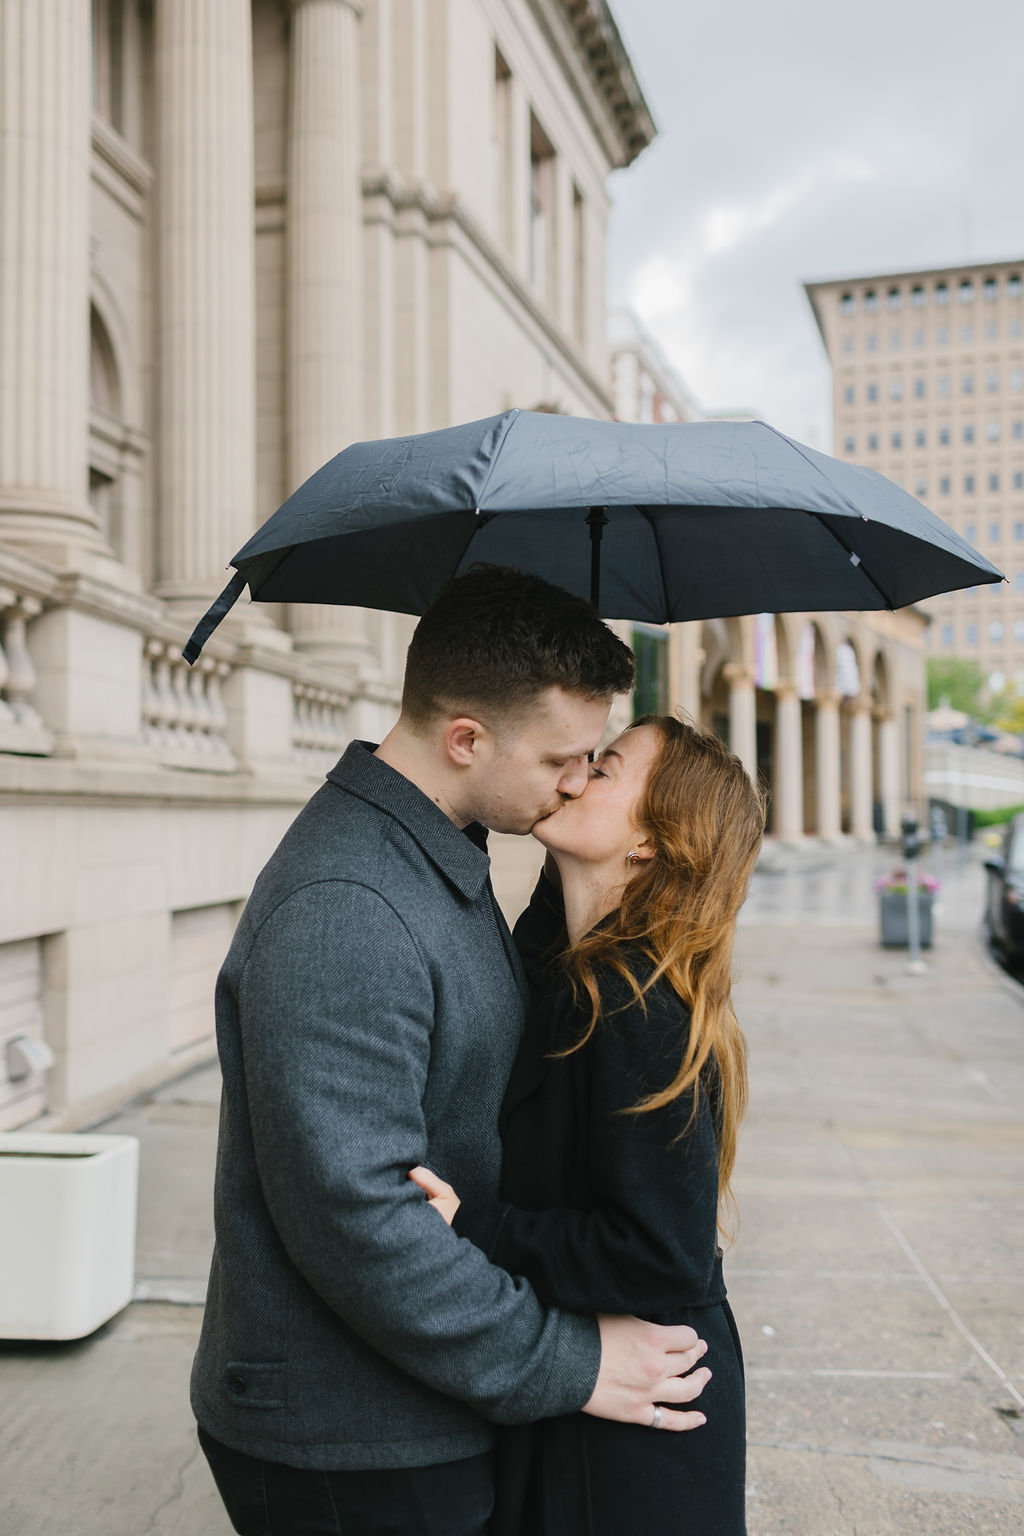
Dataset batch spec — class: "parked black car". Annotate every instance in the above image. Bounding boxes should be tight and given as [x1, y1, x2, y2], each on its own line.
[984, 815, 1024, 965]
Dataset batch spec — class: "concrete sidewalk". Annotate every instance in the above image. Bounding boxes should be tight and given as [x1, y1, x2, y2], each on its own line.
[1, 848, 1022, 1534]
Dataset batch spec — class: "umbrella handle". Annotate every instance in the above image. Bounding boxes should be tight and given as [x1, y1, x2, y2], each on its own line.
[586, 507, 608, 611]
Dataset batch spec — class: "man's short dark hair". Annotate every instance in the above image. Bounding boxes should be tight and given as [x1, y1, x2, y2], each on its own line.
[401, 565, 635, 729]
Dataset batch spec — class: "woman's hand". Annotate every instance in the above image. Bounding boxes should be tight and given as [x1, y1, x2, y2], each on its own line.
[408, 1165, 461, 1225]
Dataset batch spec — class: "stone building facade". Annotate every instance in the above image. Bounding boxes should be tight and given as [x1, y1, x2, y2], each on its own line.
[0, 0, 653, 1129]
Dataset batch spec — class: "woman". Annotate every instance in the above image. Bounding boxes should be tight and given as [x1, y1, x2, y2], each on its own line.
[411, 714, 765, 1535]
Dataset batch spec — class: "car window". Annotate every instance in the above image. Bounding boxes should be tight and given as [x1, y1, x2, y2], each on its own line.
[1007, 829, 1024, 875]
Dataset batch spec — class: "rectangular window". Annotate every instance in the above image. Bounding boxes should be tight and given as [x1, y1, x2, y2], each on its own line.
[842, 336, 854, 354]
[965, 475, 975, 493]
[990, 521, 1001, 542]
[913, 377, 925, 398]
[571, 184, 585, 346]
[915, 428, 926, 446]
[914, 477, 927, 497]
[966, 522, 977, 542]
[990, 473, 1000, 492]
[939, 426, 950, 445]
[966, 623, 978, 646]
[889, 378, 903, 400]
[964, 424, 975, 443]
[1015, 472, 1024, 491]
[866, 334, 878, 351]
[529, 113, 556, 303]
[941, 623, 954, 646]
[962, 374, 974, 395]
[1016, 620, 1024, 645]
[494, 52, 514, 254]
[843, 385, 854, 404]
[936, 325, 949, 344]
[940, 475, 951, 495]
[867, 432, 878, 451]
[987, 370, 1000, 392]
[1014, 421, 1023, 440]
[938, 376, 950, 397]
[843, 434, 855, 452]
[867, 383, 878, 402]
[1015, 521, 1024, 541]
[891, 430, 902, 449]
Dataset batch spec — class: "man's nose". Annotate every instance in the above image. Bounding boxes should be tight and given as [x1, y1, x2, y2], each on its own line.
[558, 757, 589, 798]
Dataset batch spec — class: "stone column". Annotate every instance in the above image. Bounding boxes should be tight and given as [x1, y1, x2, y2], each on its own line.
[878, 712, 901, 838]
[850, 696, 875, 840]
[154, 0, 258, 611]
[815, 691, 842, 841]
[774, 683, 804, 842]
[0, 0, 99, 556]
[668, 621, 702, 722]
[286, 0, 372, 668]
[724, 664, 757, 780]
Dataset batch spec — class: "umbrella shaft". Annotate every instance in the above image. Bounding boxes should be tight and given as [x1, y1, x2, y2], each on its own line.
[586, 506, 609, 611]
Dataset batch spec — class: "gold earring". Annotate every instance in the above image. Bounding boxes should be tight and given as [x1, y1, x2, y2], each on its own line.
[626, 851, 640, 865]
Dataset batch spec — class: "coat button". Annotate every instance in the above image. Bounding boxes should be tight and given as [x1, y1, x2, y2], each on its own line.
[226, 1373, 248, 1396]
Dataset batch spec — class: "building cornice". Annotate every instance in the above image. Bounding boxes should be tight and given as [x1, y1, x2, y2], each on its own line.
[528, 0, 656, 169]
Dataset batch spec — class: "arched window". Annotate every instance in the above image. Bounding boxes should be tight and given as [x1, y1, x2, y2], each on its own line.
[983, 277, 998, 302]
[934, 282, 950, 306]
[910, 285, 926, 308]
[863, 289, 878, 313]
[887, 287, 902, 311]
[840, 292, 855, 315]
[959, 279, 975, 304]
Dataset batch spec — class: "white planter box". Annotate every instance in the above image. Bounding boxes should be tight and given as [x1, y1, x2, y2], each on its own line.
[0, 1132, 139, 1340]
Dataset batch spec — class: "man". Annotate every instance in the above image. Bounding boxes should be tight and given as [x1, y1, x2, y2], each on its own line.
[193, 567, 709, 1535]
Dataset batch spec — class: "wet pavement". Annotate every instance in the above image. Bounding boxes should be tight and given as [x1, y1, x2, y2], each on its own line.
[0, 839, 1021, 1534]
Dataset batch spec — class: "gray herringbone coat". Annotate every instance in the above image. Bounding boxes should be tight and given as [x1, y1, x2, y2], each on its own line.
[190, 742, 600, 1470]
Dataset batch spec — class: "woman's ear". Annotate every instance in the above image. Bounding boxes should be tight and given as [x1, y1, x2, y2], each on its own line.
[628, 835, 657, 863]
[444, 717, 484, 767]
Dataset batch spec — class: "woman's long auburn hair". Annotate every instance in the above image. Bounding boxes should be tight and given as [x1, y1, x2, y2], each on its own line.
[559, 713, 767, 1228]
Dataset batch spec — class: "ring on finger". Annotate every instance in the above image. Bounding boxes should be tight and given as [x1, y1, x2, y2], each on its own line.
[651, 1405, 663, 1430]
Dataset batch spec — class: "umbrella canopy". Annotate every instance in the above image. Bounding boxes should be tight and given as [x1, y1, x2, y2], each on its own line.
[183, 410, 1003, 662]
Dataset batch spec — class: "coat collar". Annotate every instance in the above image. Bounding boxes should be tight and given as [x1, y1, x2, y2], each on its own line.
[326, 741, 491, 902]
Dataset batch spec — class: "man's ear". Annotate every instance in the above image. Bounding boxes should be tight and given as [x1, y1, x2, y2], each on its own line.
[444, 717, 486, 767]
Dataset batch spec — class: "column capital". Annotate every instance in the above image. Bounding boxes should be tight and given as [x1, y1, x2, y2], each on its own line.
[774, 680, 800, 702]
[816, 689, 841, 709]
[291, 0, 363, 12]
[722, 662, 754, 688]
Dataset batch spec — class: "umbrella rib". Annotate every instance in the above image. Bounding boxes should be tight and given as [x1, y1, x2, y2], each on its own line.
[638, 507, 672, 623]
[474, 409, 522, 509]
[758, 423, 899, 609]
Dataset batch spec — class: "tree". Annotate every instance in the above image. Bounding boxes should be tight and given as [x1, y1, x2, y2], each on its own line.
[926, 657, 990, 717]
[993, 693, 1024, 735]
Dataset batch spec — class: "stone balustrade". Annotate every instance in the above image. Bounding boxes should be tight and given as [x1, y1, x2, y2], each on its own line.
[0, 584, 53, 757]
[291, 680, 352, 766]
[142, 638, 235, 769]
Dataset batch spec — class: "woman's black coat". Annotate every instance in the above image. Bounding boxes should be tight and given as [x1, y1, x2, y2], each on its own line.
[453, 873, 747, 1536]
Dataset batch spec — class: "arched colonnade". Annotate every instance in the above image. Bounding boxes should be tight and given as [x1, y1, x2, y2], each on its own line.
[666, 613, 919, 842]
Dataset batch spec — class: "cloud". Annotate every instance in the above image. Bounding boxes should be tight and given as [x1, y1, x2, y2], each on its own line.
[606, 0, 1024, 448]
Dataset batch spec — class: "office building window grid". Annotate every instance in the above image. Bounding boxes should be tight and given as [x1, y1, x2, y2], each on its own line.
[819, 261, 1024, 669]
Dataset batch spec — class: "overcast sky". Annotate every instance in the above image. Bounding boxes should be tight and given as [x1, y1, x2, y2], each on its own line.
[606, 0, 1024, 451]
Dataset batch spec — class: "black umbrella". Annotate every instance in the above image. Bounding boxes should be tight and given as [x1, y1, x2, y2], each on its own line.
[183, 410, 1003, 662]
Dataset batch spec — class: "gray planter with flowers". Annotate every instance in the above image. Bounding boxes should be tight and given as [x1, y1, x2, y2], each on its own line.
[878, 886, 934, 948]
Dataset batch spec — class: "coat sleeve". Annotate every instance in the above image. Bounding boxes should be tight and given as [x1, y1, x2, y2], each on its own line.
[511, 869, 567, 992]
[455, 977, 722, 1316]
[236, 880, 600, 1424]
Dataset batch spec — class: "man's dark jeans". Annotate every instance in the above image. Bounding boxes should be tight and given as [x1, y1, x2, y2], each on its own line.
[198, 1427, 494, 1536]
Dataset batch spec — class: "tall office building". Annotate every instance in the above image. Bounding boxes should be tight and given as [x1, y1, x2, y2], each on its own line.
[806, 259, 1024, 693]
